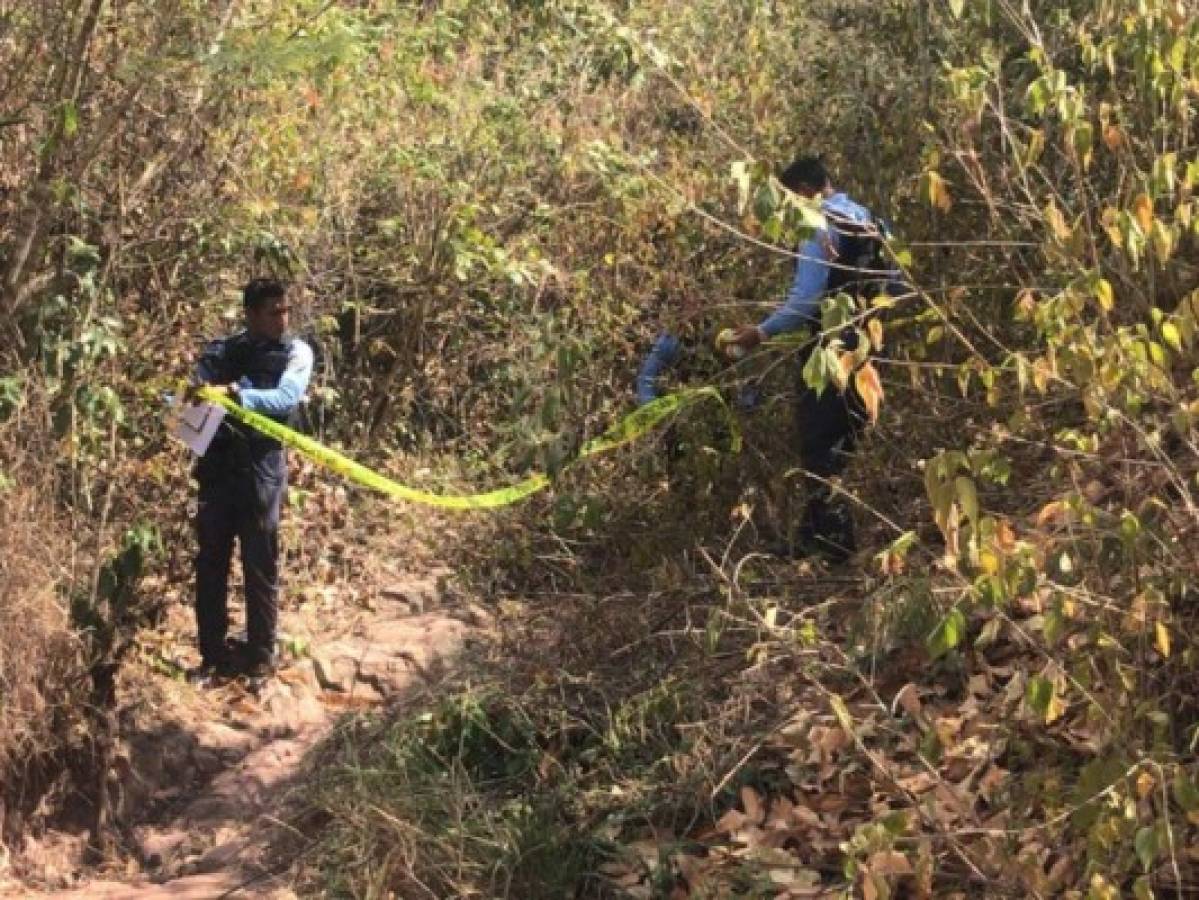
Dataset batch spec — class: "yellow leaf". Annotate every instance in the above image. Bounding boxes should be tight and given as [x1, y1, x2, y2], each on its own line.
[1152, 219, 1176, 263]
[1136, 771, 1157, 799]
[1014, 288, 1037, 319]
[1156, 621, 1171, 658]
[854, 361, 885, 424]
[979, 548, 1001, 575]
[1134, 193, 1155, 232]
[923, 170, 952, 213]
[1026, 129, 1045, 165]
[1045, 689, 1066, 724]
[1095, 278, 1114, 312]
[1045, 202, 1071, 242]
[868, 317, 885, 351]
[1162, 321, 1182, 352]
[1032, 357, 1052, 393]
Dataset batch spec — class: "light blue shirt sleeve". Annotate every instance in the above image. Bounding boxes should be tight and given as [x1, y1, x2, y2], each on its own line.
[237, 339, 314, 417]
[635, 333, 682, 406]
[758, 193, 878, 338]
[757, 234, 831, 337]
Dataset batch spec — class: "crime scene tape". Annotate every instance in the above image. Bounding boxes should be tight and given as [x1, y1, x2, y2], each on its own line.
[196, 385, 740, 511]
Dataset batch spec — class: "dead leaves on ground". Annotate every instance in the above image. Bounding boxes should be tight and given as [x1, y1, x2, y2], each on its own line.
[596, 599, 1192, 899]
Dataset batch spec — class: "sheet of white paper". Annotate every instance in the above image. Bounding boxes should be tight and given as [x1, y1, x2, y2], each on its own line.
[170, 401, 226, 456]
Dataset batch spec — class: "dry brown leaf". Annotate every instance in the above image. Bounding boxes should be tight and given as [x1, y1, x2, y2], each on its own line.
[1102, 123, 1124, 151]
[837, 351, 856, 390]
[715, 808, 748, 835]
[995, 518, 1017, 550]
[893, 683, 923, 719]
[868, 850, 913, 876]
[854, 361, 884, 424]
[741, 785, 765, 825]
[897, 771, 938, 794]
[967, 673, 991, 697]
[674, 852, 712, 891]
[1035, 500, 1068, 527]
[932, 783, 970, 824]
[1046, 854, 1075, 889]
[768, 865, 821, 889]
[978, 765, 1009, 802]
[767, 795, 794, 827]
[598, 862, 644, 888]
[729, 825, 767, 852]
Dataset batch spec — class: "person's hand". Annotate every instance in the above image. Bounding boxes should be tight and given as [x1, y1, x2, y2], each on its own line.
[731, 325, 765, 351]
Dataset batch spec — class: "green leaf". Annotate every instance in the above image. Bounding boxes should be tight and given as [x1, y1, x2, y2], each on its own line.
[1134, 824, 1158, 873]
[60, 100, 79, 138]
[1173, 773, 1199, 812]
[928, 607, 966, 659]
[1073, 121, 1094, 169]
[1026, 79, 1047, 116]
[753, 181, 779, 223]
[801, 344, 831, 394]
[1026, 675, 1054, 718]
[955, 476, 980, 526]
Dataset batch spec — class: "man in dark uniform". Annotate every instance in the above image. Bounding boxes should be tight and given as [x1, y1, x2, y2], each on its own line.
[724, 157, 899, 561]
[189, 277, 313, 682]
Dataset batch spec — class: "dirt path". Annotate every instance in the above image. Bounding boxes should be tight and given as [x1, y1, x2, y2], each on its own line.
[11, 565, 484, 899]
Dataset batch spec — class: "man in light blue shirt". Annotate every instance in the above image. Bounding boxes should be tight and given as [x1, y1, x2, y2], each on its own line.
[189, 278, 313, 683]
[724, 156, 896, 561]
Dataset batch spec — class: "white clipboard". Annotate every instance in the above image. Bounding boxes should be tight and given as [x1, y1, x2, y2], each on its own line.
[169, 401, 226, 456]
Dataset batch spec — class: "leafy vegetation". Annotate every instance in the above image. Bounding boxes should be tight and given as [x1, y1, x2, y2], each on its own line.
[1, 0, 1198, 896]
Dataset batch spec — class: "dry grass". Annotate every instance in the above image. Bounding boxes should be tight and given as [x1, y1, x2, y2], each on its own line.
[0, 424, 86, 840]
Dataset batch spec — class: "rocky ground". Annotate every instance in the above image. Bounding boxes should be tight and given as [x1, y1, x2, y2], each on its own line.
[3, 555, 486, 899]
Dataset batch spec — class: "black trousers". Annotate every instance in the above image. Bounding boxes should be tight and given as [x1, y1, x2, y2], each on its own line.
[794, 373, 867, 557]
[194, 449, 286, 666]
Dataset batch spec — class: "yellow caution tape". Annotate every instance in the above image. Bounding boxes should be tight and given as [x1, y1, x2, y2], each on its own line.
[196, 386, 739, 510]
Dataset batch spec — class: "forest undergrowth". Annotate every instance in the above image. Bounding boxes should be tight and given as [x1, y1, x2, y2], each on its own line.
[1, 0, 1198, 896]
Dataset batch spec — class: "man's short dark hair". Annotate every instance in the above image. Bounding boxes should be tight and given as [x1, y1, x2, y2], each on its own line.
[779, 156, 830, 194]
[243, 277, 289, 311]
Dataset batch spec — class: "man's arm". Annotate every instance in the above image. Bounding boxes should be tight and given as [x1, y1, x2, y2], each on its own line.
[757, 233, 832, 338]
[635, 333, 682, 406]
[728, 231, 834, 351]
[237, 340, 314, 417]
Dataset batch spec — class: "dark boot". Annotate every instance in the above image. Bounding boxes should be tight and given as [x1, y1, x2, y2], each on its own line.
[797, 494, 856, 563]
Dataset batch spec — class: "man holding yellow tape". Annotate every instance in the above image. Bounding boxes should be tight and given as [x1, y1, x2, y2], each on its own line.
[188, 277, 313, 685]
[723, 156, 898, 562]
